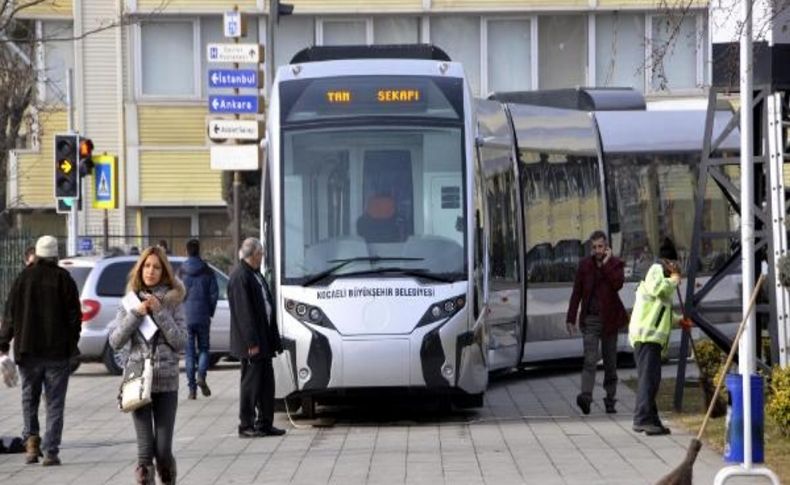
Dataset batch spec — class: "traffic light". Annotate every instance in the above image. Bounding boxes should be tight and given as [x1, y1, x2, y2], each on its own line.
[78, 138, 94, 177]
[270, 0, 293, 25]
[54, 134, 79, 198]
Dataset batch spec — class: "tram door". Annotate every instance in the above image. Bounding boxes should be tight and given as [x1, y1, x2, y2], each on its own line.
[481, 147, 524, 370]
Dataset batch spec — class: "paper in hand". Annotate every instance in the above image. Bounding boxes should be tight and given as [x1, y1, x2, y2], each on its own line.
[0, 354, 18, 388]
[121, 292, 159, 341]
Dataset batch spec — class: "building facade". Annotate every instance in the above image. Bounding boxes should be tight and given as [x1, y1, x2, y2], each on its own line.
[6, 0, 708, 254]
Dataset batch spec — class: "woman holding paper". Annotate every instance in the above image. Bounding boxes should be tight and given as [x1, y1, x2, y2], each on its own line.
[109, 246, 186, 485]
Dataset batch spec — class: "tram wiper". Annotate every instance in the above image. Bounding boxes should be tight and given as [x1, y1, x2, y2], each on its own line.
[361, 267, 454, 283]
[302, 256, 424, 287]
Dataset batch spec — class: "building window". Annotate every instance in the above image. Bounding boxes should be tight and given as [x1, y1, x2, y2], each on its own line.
[42, 21, 74, 105]
[140, 21, 195, 97]
[539, 15, 587, 89]
[650, 14, 699, 92]
[486, 19, 532, 94]
[596, 13, 645, 92]
[432, 16, 481, 95]
[138, 17, 259, 99]
[320, 19, 368, 45]
[276, 16, 315, 69]
[373, 17, 419, 44]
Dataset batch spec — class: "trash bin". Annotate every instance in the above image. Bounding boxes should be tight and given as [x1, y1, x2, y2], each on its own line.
[723, 373, 764, 463]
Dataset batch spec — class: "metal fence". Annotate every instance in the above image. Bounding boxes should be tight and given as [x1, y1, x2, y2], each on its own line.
[0, 235, 35, 315]
[0, 233, 235, 315]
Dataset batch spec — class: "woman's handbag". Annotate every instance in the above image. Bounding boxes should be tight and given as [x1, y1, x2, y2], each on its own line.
[118, 333, 157, 412]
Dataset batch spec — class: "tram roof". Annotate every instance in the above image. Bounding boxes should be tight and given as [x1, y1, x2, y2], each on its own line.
[276, 58, 466, 83]
[506, 103, 599, 156]
[290, 44, 451, 63]
[595, 110, 740, 154]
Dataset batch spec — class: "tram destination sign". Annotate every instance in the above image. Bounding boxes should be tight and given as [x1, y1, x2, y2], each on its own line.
[209, 95, 261, 114]
[208, 119, 261, 141]
[206, 43, 261, 63]
[208, 69, 259, 89]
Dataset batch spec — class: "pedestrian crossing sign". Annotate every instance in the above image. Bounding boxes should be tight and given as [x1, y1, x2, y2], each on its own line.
[92, 154, 117, 209]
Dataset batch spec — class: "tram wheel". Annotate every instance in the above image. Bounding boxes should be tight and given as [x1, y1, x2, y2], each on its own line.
[452, 393, 484, 409]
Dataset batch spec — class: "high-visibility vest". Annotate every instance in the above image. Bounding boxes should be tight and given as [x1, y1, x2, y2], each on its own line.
[628, 263, 679, 353]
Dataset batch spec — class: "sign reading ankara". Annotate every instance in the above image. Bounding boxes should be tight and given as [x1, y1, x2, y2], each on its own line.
[209, 69, 258, 89]
[209, 95, 261, 114]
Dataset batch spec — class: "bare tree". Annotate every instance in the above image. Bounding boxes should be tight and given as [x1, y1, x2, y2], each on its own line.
[0, 1, 172, 234]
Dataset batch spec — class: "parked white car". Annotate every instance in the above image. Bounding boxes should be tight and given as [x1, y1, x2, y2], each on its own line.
[60, 255, 231, 374]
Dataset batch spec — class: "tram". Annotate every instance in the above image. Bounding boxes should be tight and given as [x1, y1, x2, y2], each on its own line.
[263, 45, 741, 412]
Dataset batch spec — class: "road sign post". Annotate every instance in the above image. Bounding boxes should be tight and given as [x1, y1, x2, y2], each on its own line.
[207, 9, 266, 255]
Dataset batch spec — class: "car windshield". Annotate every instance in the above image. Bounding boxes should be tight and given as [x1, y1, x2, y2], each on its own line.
[281, 124, 467, 285]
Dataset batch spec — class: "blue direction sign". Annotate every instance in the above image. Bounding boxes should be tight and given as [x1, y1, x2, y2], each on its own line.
[79, 238, 93, 252]
[208, 69, 258, 89]
[209, 95, 260, 114]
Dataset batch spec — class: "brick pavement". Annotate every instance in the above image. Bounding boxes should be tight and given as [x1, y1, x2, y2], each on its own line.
[0, 361, 747, 484]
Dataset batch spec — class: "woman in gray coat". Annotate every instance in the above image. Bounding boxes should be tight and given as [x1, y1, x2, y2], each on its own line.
[109, 246, 186, 485]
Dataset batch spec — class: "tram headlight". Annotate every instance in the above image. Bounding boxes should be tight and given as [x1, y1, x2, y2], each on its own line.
[284, 299, 336, 330]
[417, 294, 467, 328]
[431, 306, 442, 319]
[309, 307, 321, 322]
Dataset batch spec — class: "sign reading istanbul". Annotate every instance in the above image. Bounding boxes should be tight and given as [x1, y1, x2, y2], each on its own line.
[206, 43, 261, 63]
[208, 69, 259, 89]
[208, 119, 260, 141]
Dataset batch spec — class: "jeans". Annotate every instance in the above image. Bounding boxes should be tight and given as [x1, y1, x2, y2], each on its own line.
[239, 357, 274, 431]
[633, 342, 663, 426]
[580, 315, 618, 403]
[131, 391, 178, 467]
[184, 324, 210, 390]
[18, 358, 71, 456]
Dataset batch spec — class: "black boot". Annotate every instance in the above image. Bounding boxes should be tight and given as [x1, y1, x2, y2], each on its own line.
[156, 461, 177, 485]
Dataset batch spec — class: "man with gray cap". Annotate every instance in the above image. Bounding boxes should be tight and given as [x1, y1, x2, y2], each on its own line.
[0, 235, 81, 465]
[228, 237, 284, 438]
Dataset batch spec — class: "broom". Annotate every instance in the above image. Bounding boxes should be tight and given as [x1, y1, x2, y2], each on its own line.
[655, 273, 765, 485]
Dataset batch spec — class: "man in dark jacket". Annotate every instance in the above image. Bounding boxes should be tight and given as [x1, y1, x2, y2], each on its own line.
[0, 235, 81, 466]
[228, 237, 284, 438]
[566, 230, 628, 415]
[180, 239, 219, 400]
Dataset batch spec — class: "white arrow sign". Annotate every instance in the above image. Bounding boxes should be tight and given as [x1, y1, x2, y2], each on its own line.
[210, 144, 260, 171]
[206, 43, 262, 63]
[208, 120, 261, 141]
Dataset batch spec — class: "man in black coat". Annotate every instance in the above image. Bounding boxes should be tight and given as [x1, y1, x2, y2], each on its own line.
[0, 235, 81, 466]
[228, 237, 284, 438]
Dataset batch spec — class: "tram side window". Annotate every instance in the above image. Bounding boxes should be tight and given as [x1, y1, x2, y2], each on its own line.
[605, 154, 737, 281]
[482, 147, 519, 283]
[520, 152, 605, 283]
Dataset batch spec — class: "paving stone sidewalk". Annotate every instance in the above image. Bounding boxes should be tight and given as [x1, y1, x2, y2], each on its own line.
[0, 362, 745, 484]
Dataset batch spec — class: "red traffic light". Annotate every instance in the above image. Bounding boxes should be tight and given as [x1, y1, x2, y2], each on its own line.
[79, 138, 93, 158]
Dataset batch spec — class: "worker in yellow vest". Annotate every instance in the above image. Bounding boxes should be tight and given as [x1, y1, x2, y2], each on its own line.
[629, 238, 692, 436]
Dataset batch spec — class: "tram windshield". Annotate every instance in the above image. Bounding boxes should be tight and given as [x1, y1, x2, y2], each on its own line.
[280, 125, 467, 285]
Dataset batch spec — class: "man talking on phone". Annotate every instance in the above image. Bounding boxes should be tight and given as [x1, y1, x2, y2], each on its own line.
[566, 230, 628, 415]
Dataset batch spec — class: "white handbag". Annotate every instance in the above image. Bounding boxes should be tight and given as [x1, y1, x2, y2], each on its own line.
[118, 332, 157, 413]
[119, 357, 153, 412]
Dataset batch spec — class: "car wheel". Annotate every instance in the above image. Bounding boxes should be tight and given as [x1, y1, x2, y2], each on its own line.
[102, 344, 124, 375]
[69, 359, 81, 374]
